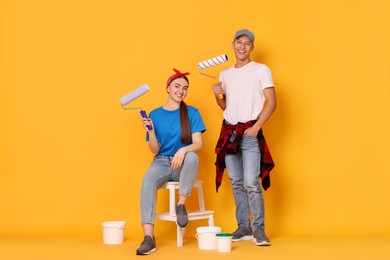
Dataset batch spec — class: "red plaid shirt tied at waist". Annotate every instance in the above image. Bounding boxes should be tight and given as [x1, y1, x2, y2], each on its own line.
[214, 120, 275, 192]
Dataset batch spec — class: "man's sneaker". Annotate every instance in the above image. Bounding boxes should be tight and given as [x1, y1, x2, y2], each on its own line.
[136, 235, 156, 255]
[253, 228, 271, 246]
[232, 226, 253, 242]
[175, 204, 189, 227]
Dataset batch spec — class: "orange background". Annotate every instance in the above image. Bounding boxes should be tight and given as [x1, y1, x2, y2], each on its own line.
[1, 0, 389, 242]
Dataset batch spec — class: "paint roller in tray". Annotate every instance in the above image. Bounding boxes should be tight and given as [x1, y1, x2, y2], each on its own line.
[120, 84, 152, 130]
[198, 54, 228, 99]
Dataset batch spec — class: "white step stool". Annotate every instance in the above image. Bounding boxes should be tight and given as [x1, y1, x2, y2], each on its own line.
[156, 180, 214, 247]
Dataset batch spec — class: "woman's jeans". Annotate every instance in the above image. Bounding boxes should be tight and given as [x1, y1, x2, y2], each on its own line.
[140, 152, 199, 225]
[225, 135, 265, 231]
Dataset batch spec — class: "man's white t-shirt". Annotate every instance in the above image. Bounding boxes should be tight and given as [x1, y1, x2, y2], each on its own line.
[219, 61, 274, 124]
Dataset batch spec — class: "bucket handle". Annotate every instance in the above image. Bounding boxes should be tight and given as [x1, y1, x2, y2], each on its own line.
[195, 231, 216, 239]
[103, 226, 125, 229]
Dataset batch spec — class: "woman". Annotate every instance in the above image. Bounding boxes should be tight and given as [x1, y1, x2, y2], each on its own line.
[136, 69, 206, 255]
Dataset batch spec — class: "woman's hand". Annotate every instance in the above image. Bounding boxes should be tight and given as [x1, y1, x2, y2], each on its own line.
[171, 148, 186, 170]
[143, 117, 160, 154]
[142, 117, 154, 132]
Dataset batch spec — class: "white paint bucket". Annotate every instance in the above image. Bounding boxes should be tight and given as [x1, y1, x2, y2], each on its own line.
[195, 226, 222, 250]
[102, 221, 126, 244]
[216, 233, 233, 252]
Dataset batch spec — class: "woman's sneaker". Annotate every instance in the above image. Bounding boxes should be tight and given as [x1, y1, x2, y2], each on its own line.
[175, 204, 189, 228]
[253, 228, 271, 246]
[232, 226, 253, 242]
[136, 235, 156, 255]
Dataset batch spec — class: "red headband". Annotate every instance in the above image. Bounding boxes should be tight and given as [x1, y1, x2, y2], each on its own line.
[166, 68, 190, 87]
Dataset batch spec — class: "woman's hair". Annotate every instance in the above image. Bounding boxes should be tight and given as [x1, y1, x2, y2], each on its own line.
[176, 75, 191, 143]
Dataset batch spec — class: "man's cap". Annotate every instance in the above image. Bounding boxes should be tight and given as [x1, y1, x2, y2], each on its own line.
[234, 29, 255, 42]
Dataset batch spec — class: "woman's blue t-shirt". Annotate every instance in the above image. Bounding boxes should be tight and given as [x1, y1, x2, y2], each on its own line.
[146, 106, 206, 156]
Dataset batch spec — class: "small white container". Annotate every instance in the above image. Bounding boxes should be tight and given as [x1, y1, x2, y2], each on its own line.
[102, 221, 126, 244]
[195, 226, 222, 250]
[216, 233, 233, 252]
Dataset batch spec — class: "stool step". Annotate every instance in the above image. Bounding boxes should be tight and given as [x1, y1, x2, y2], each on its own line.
[156, 210, 214, 222]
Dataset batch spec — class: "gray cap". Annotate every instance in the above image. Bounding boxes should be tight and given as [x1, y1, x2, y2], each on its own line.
[234, 29, 255, 42]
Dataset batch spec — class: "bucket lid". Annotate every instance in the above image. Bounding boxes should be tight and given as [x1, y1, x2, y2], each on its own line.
[196, 226, 222, 233]
[216, 233, 233, 237]
[102, 221, 126, 228]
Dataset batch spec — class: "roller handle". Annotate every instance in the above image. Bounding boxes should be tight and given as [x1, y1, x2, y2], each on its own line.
[140, 110, 152, 130]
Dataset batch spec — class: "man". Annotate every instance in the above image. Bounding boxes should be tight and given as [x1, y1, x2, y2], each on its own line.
[212, 28, 276, 246]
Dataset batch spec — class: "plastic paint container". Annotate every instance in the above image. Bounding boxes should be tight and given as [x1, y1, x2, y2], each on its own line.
[216, 233, 233, 252]
[102, 221, 126, 244]
[195, 226, 222, 250]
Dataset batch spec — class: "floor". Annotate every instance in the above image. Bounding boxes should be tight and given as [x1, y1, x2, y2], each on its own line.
[1, 234, 390, 260]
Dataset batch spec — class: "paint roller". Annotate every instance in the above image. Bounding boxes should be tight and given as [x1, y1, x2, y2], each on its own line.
[120, 84, 152, 130]
[198, 54, 228, 99]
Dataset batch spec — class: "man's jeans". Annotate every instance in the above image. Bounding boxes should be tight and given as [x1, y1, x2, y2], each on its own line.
[140, 152, 199, 225]
[225, 135, 265, 231]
